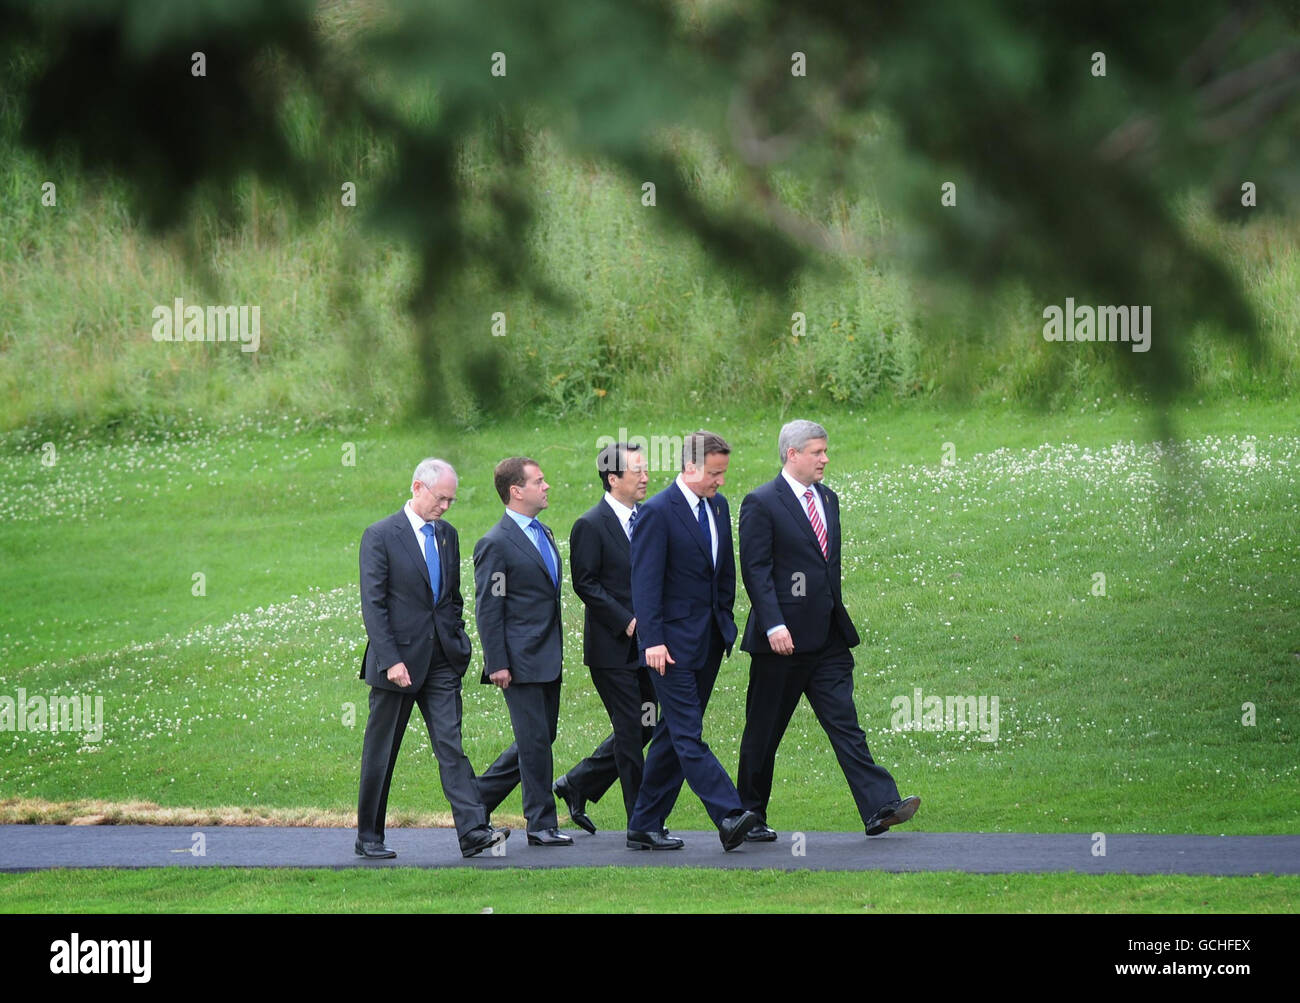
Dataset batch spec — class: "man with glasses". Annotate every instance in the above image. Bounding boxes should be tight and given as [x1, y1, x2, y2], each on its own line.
[356, 458, 509, 859]
[553, 442, 656, 832]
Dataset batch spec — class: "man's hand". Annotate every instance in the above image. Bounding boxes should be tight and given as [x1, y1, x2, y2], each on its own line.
[386, 662, 412, 688]
[490, 668, 512, 690]
[767, 627, 795, 656]
[625, 617, 637, 637]
[644, 644, 675, 676]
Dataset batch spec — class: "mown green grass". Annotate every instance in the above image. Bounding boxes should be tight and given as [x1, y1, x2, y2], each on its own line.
[0, 868, 1294, 914]
[1, 399, 1295, 850]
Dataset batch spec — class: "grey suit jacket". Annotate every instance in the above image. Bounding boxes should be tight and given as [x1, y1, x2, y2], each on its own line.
[359, 509, 473, 691]
[472, 511, 564, 685]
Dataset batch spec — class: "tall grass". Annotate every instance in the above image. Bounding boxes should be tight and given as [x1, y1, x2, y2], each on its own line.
[1, 22, 1295, 439]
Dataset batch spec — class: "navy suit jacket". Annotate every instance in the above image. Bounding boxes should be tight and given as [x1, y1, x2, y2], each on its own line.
[631, 482, 737, 670]
[738, 476, 860, 654]
[472, 512, 564, 685]
[359, 510, 473, 691]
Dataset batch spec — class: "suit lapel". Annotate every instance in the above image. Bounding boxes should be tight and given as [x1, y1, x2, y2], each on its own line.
[817, 483, 838, 559]
[539, 521, 562, 588]
[708, 497, 726, 576]
[393, 510, 433, 589]
[668, 485, 713, 567]
[432, 520, 449, 601]
[775, 476, 828, 562]
[599, 499, 631, 555]
[502, 513, 560, 589]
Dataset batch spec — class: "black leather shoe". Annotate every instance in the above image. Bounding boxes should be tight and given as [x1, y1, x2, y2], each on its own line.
[865, 795, 921, 836]
[745, 822, 778, 842]
[354, 838, 396, 859]
[553, 778, 596, 835]
[526, 828, 575, 846]
[718, 809, 760, 851]
[460, 826, 510, 858]
[627, 829, 685, 850]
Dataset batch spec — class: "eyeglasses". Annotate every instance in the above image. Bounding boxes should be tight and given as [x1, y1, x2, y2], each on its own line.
[419, 483, 456, 507]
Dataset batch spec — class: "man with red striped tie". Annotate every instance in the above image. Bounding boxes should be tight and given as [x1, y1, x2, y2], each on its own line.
[736, 420, 920, 841]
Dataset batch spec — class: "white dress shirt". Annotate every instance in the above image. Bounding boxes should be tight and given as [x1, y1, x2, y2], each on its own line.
[766, 471, 827, 638]
[603, 493, 638, 540]
[403, 501, 439, 560]
[674, 474, 716, 564]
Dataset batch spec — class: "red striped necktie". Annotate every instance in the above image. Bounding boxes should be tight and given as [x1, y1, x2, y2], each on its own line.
[803, 489, 828, 558]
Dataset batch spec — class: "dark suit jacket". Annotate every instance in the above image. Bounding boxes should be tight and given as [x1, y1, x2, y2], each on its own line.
[569, 497, 638, 670]
[472, 512, 564, 685]
[738, 475, 860, 654]
[359, 509, 473, 691]
[631, 482, 737, 670]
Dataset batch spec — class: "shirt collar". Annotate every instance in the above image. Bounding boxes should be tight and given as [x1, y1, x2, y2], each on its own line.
[674, 473, 704, 511]
[603, 493, 635, 522]
[781, 468, 817, 500]
[505, 507, 536, 532]
[403, 501, 433, 535]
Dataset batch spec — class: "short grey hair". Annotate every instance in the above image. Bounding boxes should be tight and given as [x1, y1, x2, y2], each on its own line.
[412, 457, 456, 488]
[778, 420, 828, 464]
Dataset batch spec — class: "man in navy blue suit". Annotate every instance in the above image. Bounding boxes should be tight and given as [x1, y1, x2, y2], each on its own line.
[625, 430, 760, 851]
[736, 420, 920, 840]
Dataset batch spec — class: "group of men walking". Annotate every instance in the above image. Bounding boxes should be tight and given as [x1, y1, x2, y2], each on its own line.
[355, 422, 920, 859]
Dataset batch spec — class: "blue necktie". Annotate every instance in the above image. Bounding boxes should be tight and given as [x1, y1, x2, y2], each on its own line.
[696, 498, 713, 565]
[420, 523, 441, 604]
[530, 519, 559, 587]
[627, 505, 639, 540]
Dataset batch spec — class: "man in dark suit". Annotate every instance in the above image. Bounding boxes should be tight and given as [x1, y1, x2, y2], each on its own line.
[356, 458, 509, 859]
[625, 431, 760, 851]
[473, 457, 573, 846]
[737, 420, 920, 840]
[553, 442, 655, 832]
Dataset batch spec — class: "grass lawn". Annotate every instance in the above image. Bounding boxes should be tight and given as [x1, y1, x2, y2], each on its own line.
[0, 396, 1296, 911]
[0, 866, 1295, 913]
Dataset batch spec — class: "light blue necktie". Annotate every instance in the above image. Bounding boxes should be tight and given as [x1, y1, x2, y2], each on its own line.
[420, 523, 441, 603]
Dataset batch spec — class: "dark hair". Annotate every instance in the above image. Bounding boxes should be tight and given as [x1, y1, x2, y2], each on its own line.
[596, 442, 642, 493]
[494, 456, 538, 504]
[681, 430, 730, 471]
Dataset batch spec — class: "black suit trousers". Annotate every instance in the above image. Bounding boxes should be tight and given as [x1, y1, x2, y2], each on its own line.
[737, 626, 900, 827]
[564, 664, 657, 820]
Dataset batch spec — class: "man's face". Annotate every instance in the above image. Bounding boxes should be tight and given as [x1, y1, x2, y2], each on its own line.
[683, 451, 729, 498]
[785, 438, 828, 485]
[412, 472, 457, 521]
[513, 463, 549, 515]
[609, 451, 649, 506]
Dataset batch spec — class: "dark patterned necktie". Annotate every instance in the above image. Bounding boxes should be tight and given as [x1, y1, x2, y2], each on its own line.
[696, 498, 713, 565]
